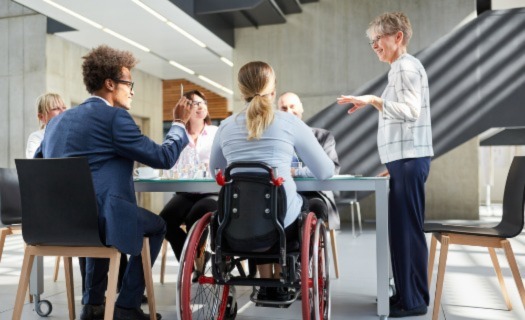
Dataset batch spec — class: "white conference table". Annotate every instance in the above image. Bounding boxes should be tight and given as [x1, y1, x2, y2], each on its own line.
[135, 175, 390, 319]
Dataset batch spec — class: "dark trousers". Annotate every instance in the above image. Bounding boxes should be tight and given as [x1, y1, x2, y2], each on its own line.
[159, 193, 218, 261]
[301, 191, 330, 222]
[81, 207, 166, 309]
[385, 157, 431, 310]
[79, 254, 127, 296]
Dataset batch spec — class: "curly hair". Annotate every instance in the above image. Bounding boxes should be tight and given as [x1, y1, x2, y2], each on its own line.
[81, 45, 137, 94]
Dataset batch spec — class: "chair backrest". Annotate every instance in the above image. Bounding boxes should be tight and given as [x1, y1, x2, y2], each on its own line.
[0, 168, 22, 226]
[15, 158, 105, 247]
[496, 156, 525, 238]
[215, 162, 287, 253]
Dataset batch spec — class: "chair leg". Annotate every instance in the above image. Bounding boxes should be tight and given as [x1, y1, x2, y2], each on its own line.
[160, 239, 168, 284]
[355, 201, 362, 236]
[501, 240, 525, 309]
[329, 229, 339, 279]
[0, 227, 8, 262]
[141, 238, 157, 320]
[488, 247, 512, 310]
[428, 234, 437, 287]
[104, 251, 121, 320]
[64, 257, 76, 319]
[432, 235, 449, 320]
[54, 256, 61, 282]
[13, 248, 35, 320]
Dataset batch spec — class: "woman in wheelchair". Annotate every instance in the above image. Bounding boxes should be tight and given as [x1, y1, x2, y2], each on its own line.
[209, 61, 334, 303]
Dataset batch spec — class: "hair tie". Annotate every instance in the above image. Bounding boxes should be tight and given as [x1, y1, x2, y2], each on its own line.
[247, 93, 261, 103]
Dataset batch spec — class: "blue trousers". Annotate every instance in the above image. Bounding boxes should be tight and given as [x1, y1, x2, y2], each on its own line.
[385, 157, 430, 310]
[82, 207, 166, 308]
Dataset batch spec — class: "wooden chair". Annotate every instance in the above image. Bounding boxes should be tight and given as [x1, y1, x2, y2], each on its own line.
[424, 156, 525, 320]
[12, 158, 157, 320]
[0, 167, 23, 262]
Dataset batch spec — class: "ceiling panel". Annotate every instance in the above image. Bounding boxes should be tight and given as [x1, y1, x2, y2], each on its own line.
[14, 0, 234, 102]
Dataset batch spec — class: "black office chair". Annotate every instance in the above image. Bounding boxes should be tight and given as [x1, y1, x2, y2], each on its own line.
[12, 158, 157, 320]
[424, 156, 525, 320]
[0, 167, 22, 262]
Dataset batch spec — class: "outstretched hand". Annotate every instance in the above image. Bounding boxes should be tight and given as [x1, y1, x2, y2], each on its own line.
[173, 97, 192, 124]
[336, 95, 381, 114]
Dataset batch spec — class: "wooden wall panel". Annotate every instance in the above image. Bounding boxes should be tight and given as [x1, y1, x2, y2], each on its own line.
[163, 79, 229, 121]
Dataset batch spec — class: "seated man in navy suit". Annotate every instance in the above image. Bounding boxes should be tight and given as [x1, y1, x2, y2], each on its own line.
[36, 45, 192, 320]
[277, 92, 341, 229]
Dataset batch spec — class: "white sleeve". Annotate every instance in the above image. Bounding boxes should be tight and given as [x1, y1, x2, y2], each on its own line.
[26, 131, 43, 159]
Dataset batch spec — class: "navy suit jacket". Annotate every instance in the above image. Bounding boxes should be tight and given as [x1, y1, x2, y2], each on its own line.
[36, 97, 189, 255]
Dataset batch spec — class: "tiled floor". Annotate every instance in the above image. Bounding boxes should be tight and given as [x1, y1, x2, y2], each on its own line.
[1, 205, 524, 319]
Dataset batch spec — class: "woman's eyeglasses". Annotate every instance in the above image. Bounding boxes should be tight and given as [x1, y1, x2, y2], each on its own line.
[191, 100, 207, 107]
[369, 34, 389, 47]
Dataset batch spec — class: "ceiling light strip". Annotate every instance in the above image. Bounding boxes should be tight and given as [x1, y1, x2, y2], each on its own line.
[166, 22, 207, 48]
[169, 60, 195, 75]
[42, 0, 232, 95]
[131, 0, 168, 22]
[43, 0, 102, 29]
[131, 0, 232, 67]
[102, 28, 150, 52]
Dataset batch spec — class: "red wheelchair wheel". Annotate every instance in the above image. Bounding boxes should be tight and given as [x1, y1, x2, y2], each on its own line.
[178, 212, 231, 320]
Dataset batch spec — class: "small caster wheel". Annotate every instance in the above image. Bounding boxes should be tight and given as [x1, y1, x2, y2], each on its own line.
[35, 299, 53, 317]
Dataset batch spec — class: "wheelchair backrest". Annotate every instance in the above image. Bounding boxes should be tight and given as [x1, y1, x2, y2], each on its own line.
[216, 162, 287, 253]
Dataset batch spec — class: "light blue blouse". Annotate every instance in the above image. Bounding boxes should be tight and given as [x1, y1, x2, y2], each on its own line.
[209, 110, 335, 227]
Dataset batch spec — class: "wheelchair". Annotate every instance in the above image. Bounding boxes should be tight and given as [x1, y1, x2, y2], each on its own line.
[177, 162, 330, 320]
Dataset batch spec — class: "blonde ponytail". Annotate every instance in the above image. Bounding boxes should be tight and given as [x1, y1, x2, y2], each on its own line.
[238, 61, 276, 140]
[246, 94, 274, 140]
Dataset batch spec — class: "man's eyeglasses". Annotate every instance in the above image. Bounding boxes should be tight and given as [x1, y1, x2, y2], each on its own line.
[113, 79, 134, 91]
[191, 100, 207, 107]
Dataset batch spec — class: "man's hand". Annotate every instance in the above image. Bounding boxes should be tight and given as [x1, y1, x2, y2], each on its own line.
[173, 97, 192, 124]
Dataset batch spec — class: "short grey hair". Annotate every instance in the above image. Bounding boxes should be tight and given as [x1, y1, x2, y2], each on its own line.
[366, 12, 413, 46]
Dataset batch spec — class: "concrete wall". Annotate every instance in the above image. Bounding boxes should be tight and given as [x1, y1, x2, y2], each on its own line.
[480, 145, 525, 204]
[233, 0, 476, 115]
[1, 0, 165, 212]
[233, 0, 479, 221]
[0, 2, 46, 168]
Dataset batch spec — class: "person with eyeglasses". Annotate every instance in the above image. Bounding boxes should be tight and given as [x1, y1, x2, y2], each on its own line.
[25, 93, 67, 159]
[159, 89, 219, 268]
[35, 45, 193, 320]
[337, 12, 433, 318]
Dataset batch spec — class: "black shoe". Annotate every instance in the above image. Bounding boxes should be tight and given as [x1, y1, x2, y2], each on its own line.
[390, 294, 400, 306]
[192, 251, 211, 283]
[257, 287, 269, 300]
[273, 287, 290, 301]
[80, 304, 105, 320]
[389, 304, 427, 318]
[257, 287, 290, 302]
[113, 306, 162, 320]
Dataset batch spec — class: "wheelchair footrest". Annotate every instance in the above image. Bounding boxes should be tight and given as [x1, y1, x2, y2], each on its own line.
[251, 288, 298, 308]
